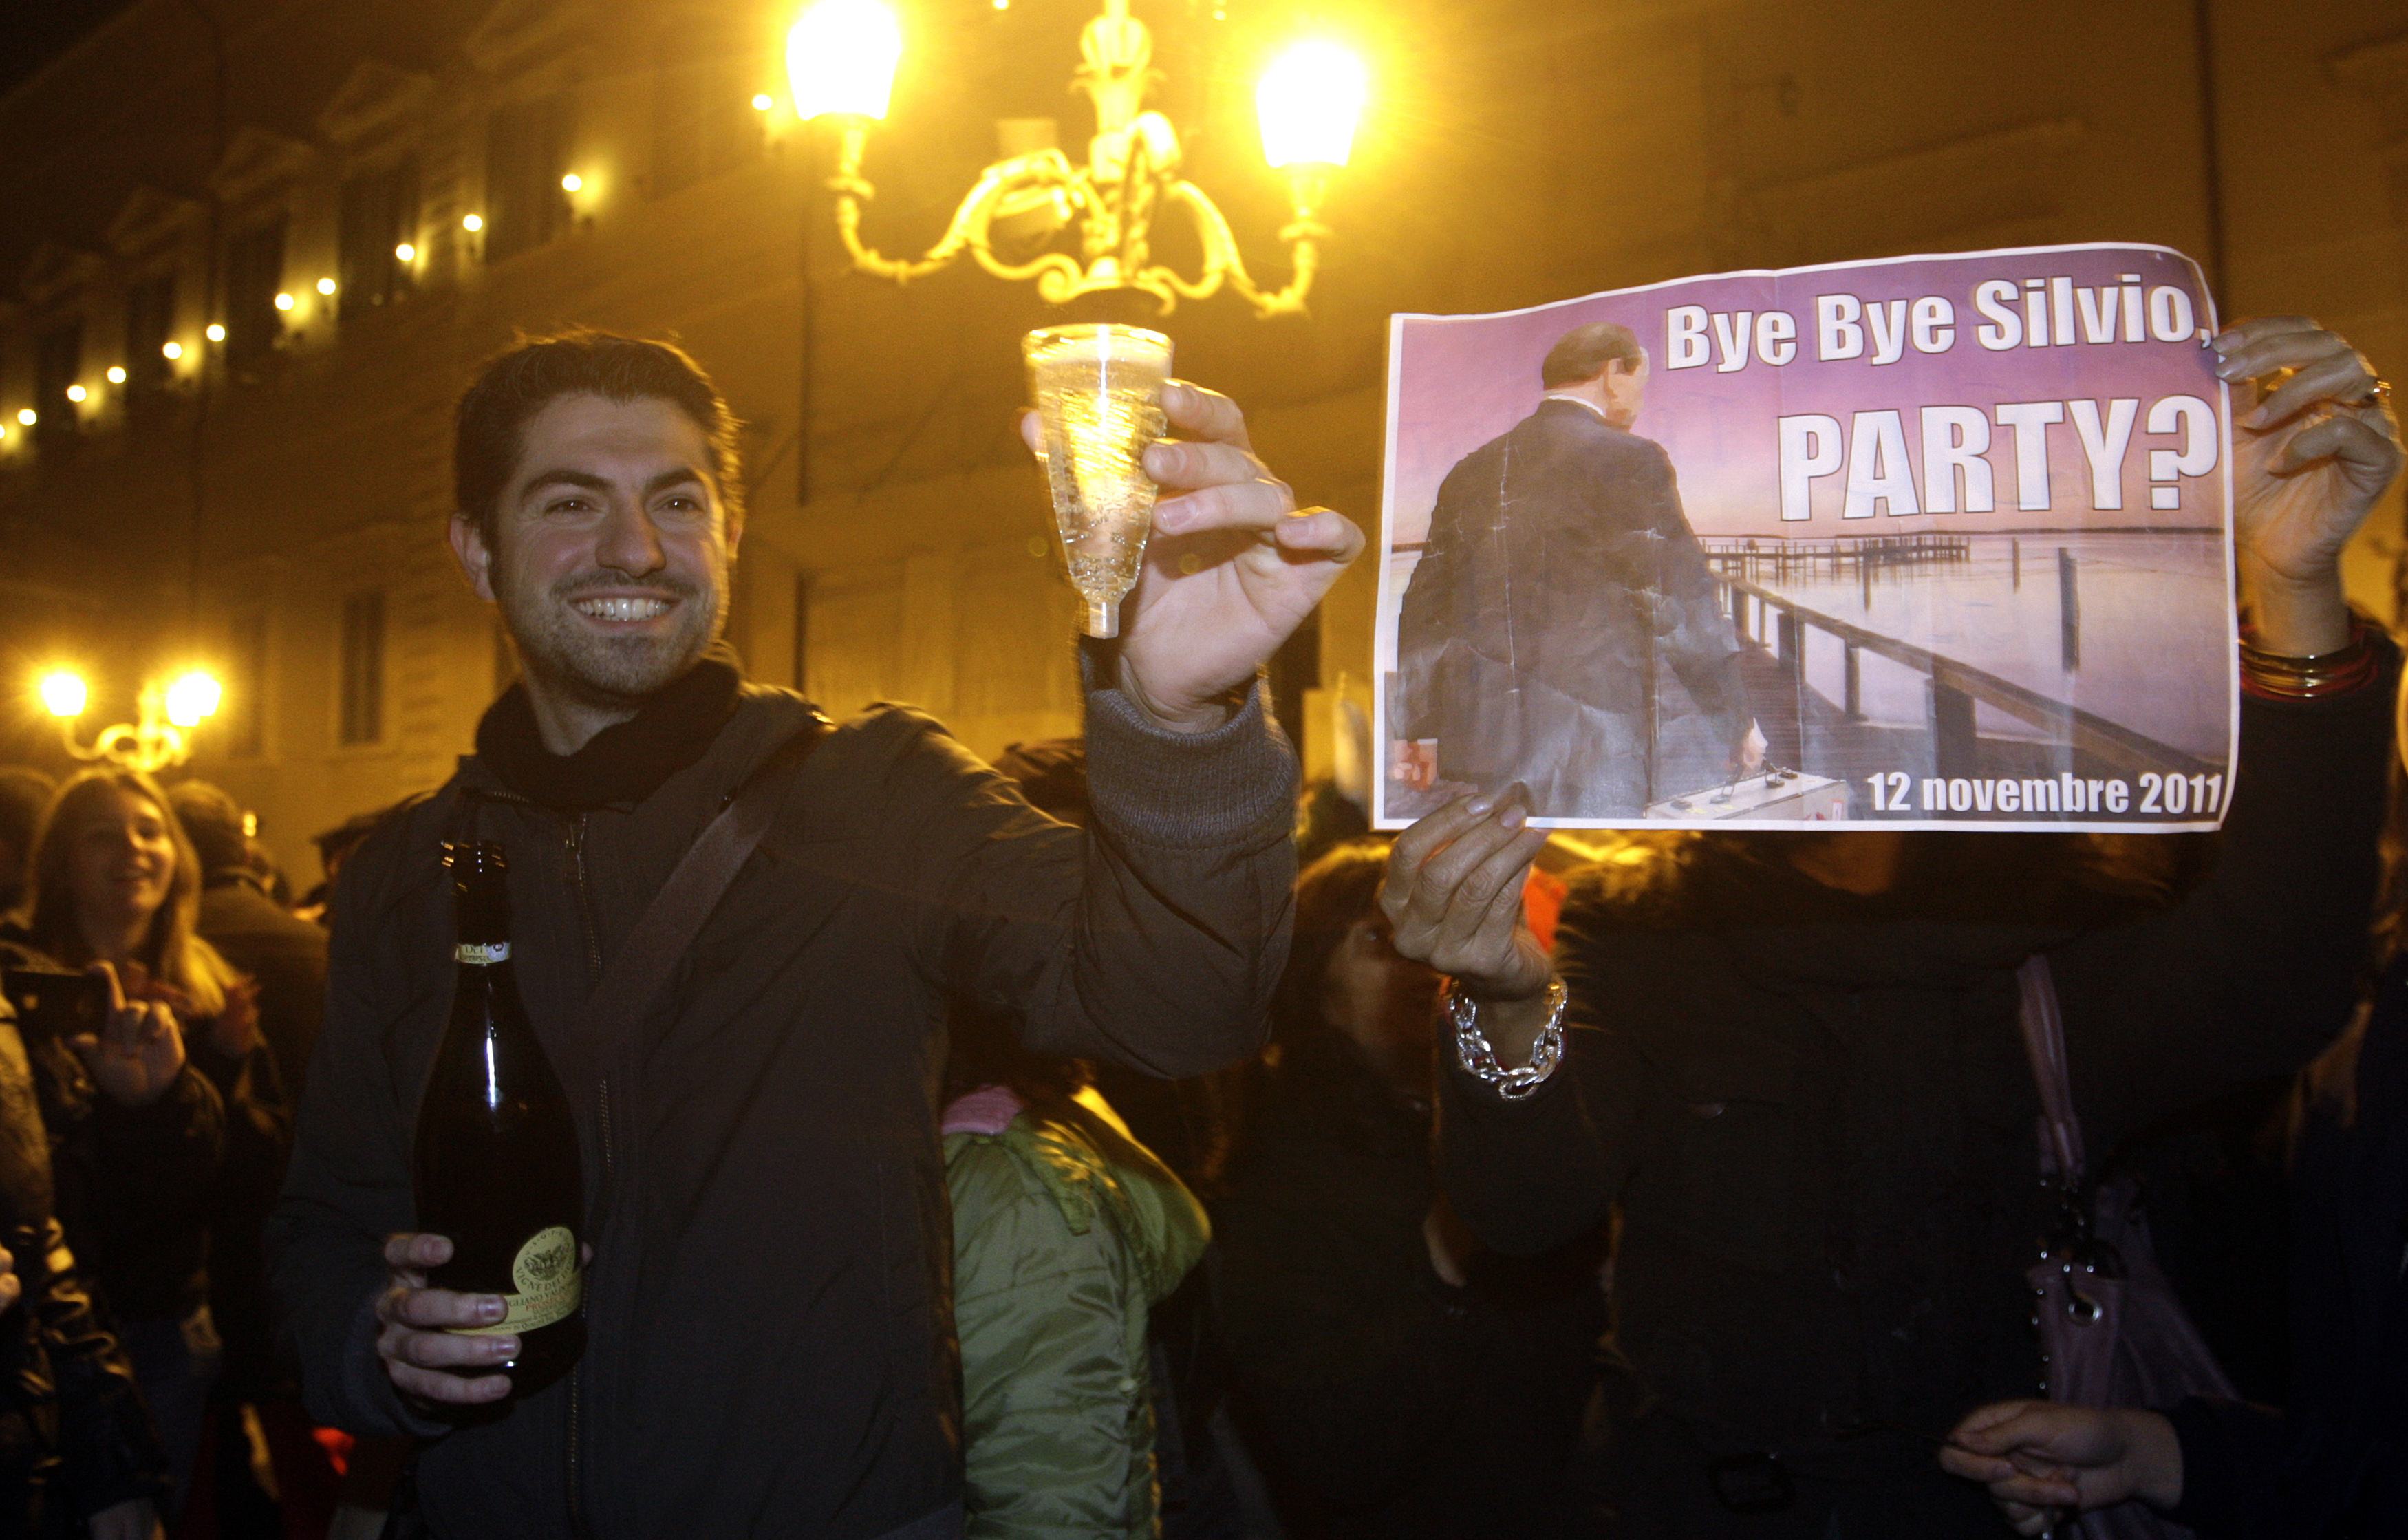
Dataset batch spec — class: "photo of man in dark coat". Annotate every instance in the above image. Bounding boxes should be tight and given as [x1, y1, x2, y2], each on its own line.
[1392, 321, 1759, 818]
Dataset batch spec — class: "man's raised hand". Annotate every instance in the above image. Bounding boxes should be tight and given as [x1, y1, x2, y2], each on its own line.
[1020, 382, 1364, 732]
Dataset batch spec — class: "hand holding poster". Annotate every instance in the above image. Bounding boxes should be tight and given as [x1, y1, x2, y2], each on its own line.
[1373, 244, 2237, 832]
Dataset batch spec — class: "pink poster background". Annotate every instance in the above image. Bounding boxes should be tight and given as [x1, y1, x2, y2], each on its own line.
[1386, 244, 2222, 546]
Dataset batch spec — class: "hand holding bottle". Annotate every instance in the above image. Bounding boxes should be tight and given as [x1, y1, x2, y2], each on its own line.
[374, 1232, 517, 1407]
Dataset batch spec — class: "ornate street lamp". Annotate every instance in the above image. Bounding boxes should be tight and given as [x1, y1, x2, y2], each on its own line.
[787, 0, 1367, 317]
[37, 667, 222, 775]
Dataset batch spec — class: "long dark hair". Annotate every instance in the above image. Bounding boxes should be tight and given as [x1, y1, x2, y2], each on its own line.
[1268, 838, 1393, 1049]
[22, 768, 242, 1016]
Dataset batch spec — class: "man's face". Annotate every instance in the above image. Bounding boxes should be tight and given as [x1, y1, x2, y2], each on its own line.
[449, 394, 737, 712]
[1602, 356, 1648, 428]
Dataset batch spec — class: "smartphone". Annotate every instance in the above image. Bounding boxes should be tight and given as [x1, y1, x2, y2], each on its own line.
[0, 966, 109, 1043]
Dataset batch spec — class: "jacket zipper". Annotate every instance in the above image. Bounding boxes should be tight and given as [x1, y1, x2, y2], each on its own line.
[563, 811, 605, 1539]
[566, 814, 603, 981]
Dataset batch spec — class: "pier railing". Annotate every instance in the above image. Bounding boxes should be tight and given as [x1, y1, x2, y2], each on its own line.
[1714, 571, 2213, 778]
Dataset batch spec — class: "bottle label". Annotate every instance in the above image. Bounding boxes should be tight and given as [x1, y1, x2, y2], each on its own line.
[458, 1225, 581, 1334]
[455, 941, 511, 965]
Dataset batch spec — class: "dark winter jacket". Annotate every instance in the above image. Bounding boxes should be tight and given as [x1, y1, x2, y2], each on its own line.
[1439, 669, 2396, 1537]
[2163, 950, 2408, 1537]
[197, 872, 326, 1104]
[1218, 1028, 1604, 1538]
[0, 997, 170, 1537]
[0, 943, 232, 1332]
[268, 665, 1297, 1540]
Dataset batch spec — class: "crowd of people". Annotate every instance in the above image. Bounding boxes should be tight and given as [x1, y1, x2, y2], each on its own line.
[0, 314, 2398, 1539]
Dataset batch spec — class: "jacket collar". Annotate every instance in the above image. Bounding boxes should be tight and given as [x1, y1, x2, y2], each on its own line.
[474, 644, 746, 811]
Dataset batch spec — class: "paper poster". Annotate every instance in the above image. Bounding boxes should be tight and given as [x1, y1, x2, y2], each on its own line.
[1372, 243, 2236, 832]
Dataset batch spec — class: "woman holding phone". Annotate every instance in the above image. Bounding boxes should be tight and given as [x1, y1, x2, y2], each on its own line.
[3, 768, 287, 1514]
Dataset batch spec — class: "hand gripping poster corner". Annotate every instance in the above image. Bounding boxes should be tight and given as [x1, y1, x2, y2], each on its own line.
[1371, 244, 2237, 833]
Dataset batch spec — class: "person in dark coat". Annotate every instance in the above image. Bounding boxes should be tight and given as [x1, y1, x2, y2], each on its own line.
[1941, 941, 2408, 1535]
[268, 332, 1359, 1540]
[0, 769, 54, 919]
[1942, 708, 2408, 1537]
[1216, 839, 1603, 1539]
[1392, 321, 1756, 819]
[8, 769, 288, 1515]
[0, 992, 169, 1540]
[1383, 316, 2404, 1536]
[164, 782, 325, 1104]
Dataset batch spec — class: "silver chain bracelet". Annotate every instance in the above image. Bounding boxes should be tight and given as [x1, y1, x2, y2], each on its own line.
[1443, 976, 1569, 1100]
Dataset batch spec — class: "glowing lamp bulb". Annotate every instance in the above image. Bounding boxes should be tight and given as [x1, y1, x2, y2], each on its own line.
[395, 242, 417, 261]
[788, 0, 903, 121]
[316, 277, 336, 296]
[274, 292, 296, 311]
[163, 671, 222, 729]
[1257, 40, 1368, 169]
[162, 341, 183, 360]
[14, 408, 34, 426]
[107, 365, 127, 384]
[39, 671, 87, 720]
[752, 93, 773, 111]
[65, 384, 87, 403]
[560, 173, 583, 193]
[205, 322, 226, 342]
[462, 213, 484, 233]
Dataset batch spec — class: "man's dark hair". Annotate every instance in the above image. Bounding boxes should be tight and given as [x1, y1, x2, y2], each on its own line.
[166, 779, 249, 876]
[453, 329, 746, 548]
[1540, 321, 1646, 388]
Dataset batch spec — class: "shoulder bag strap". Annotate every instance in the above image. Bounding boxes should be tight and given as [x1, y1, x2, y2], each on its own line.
[2016, 953, 2087, 1183]
[579, 716, 832, 1051]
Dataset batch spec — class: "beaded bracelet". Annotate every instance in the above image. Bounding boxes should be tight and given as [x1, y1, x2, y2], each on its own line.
[2239, 613, 2383, 701]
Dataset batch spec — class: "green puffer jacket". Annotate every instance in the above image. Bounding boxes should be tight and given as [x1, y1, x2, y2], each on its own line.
[943, 1086, 1210, 1540]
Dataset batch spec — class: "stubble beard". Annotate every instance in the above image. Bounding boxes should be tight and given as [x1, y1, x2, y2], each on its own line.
[498, 570, 727, 712]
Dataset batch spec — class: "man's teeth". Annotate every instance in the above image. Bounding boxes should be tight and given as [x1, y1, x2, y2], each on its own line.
[575, 597, 670, 621]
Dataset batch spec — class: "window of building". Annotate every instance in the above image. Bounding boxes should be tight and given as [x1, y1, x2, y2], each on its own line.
[338, 591, 385, 746]
[484, 96, 571, 264]
[224, 217, 288, 367]
[225, 610, 269, 758]
[652, 52, 760, 197]
[338, 158, 419, 309]
[33, 321, 81, 449]
[123, 272, 175, 397]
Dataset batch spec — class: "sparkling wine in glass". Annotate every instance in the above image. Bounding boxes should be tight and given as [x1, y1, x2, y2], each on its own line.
[1023, 324, 1174, 639]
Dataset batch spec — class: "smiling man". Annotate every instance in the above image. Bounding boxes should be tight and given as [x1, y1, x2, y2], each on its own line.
[268, 332, 1359, 1539]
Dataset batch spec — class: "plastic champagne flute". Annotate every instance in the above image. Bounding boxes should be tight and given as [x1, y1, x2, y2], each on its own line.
[1022, 324, 1175, 638]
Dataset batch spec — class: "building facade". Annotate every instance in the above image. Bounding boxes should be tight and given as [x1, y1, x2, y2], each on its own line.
[3, 0, 2405, 879]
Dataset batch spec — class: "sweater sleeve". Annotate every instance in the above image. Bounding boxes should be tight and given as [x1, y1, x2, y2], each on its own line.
[876, 654, 1296, 1078]
[1437, 897, 1641, 1257]
[2063, 648, 2399, 1157]
[949, 1136, 1156, 1540]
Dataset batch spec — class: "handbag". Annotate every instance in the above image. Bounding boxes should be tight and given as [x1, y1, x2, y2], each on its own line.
[2017, 955, 2234, 1540]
